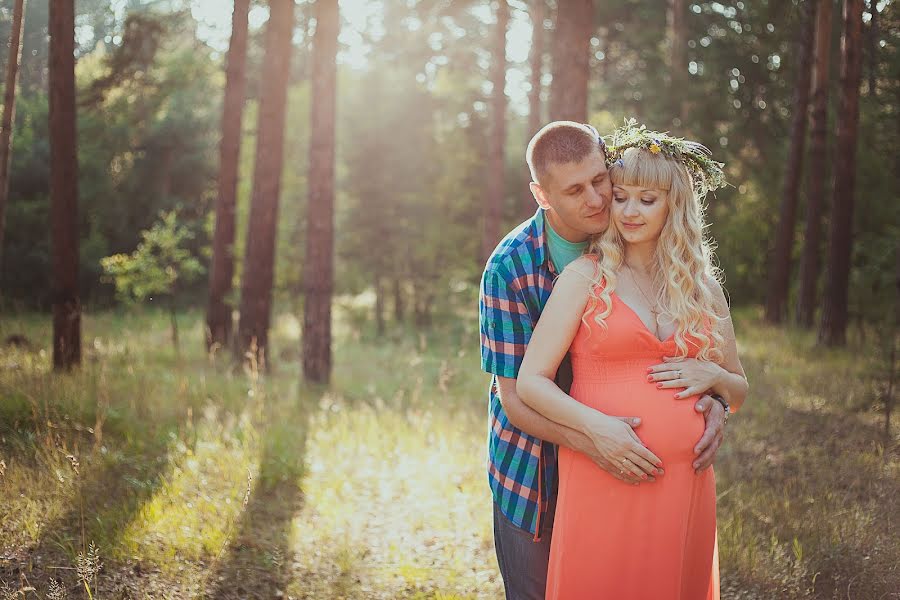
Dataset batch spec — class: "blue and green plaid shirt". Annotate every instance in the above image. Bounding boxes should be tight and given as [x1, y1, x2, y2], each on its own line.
[479, 208, 567, 538]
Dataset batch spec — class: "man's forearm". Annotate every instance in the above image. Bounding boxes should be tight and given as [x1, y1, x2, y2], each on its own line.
[498, 384, 595, 455]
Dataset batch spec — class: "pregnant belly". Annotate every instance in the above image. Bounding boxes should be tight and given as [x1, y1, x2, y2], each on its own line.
[571, 378, 705, 464]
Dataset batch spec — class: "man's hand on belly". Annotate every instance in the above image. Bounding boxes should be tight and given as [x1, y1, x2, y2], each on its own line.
[693, 396, 725, 473]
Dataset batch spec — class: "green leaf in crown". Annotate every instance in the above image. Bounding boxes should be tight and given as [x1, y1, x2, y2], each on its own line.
[603, 118, 727, 198]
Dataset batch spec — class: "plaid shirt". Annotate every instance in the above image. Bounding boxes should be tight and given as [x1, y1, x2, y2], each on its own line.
[479, 208, 571, 539]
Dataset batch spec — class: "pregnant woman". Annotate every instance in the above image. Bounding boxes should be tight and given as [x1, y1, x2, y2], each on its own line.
[517, 122, 748, 599]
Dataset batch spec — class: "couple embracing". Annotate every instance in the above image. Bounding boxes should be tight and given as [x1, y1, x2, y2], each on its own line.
[479, 120, 749, 599]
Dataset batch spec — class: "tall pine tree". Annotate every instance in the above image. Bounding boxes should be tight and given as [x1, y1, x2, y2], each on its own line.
[482, 0, 509, 262]
[819, 0, 864, 346]
[302, 0, 339, 383]
[765, 0, 816, 324]
[0, 0, 26, 268]
[797, 0, 833, 327]
[207, 0, 250, 352]
[549, 0, 594, 122]
[237, 0, 294, 368]
[49, 0, 80, 369]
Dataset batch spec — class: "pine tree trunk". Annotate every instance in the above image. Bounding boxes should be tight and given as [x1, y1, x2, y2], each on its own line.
[49, 0, 80, 370]
[207, 0, 250, 353]
[0, 0, 26, 269]
[667, 0, 687, 124]
[528, 0, 545, 138]
[169, 294, 180, 356]
[867, 0, 878, 96]
[482, 0, 509, 263]
[818, 0, 864, 347]
[765, 0, 816, 324]
[374, 274, 385, 336]
[549, 0, 594, 122]
[796, 0, 833, 328]
[525, 0, 545, 216]
[412, 281, 432, 328]
[885, 243, 899, 438]
[393, 277, 404, 322]
[236, 0, 295, 369]
[302, 0, 339, 384]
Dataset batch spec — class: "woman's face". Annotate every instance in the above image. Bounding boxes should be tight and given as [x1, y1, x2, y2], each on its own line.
[611, 183, 670, 245]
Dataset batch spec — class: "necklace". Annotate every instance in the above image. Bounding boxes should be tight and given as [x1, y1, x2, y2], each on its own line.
[626, 265, 661, 333]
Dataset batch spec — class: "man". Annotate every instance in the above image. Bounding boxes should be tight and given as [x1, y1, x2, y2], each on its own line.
[479, 121, 728, 599]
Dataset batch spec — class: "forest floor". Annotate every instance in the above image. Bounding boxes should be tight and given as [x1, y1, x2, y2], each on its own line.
[0, 301, 897, 599]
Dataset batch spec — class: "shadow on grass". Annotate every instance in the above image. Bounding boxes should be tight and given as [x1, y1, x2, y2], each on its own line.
[0, 419, 174, 595]
[202, 396, 312, 600]
[716, 379, 899, 599]
[0, 359, 231, 594]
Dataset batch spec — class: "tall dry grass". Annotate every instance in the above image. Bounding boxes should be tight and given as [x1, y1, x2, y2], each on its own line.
[0, 303, 896, 599]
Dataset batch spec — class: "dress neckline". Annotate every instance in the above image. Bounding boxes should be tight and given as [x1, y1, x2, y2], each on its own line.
[611, 291, 675, 344]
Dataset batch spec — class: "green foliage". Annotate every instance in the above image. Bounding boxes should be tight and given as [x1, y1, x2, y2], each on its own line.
[100, 210, 204, 304]
[0, 0, 895, 332]
[1, 3, 219, 306]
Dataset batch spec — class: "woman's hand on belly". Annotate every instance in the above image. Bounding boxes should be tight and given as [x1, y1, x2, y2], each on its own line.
[646, 357, 725, 400]
[580, 413, 664, 481]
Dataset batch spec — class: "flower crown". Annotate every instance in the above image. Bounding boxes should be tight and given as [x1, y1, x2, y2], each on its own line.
[602, 118, 727, 198]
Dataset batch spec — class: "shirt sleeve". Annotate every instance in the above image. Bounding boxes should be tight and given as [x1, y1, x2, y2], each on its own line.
[479, 267, 533, 378]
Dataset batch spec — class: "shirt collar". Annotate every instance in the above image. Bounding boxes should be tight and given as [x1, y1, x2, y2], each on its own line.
[530, 208, 555, 274]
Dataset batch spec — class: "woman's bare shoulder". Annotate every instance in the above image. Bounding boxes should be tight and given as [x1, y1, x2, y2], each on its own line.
[704, 274, 730, 317]
[562, 255, 601, 281]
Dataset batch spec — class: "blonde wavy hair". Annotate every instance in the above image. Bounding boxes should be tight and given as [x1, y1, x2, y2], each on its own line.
[585, 146, 725, 362]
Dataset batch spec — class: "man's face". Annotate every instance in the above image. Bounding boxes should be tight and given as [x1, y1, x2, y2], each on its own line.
[531, 149, 612, 243]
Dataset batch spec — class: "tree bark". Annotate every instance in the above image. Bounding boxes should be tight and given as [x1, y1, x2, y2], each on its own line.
[765, 0, 816, 324]
[374, 274, 385, 336]
[866, 0, 878, 96]
[885, 243, 899, 438]
[236, 0, 295, 369]
[207, 0, 250, 353]
[796, 0, 833, 328]
[302, 0, 339, 384]
[49, 0, 80, 370]
[528, 0, 545, 138]
[0, 0, 26, 270]
[482, 0, 509, 263]
[525, 0, 545, 217]
[549, 0, 594, 122]
[169, 294, 180, 356]
[667, 0, 687, 124]
[393, 277, 404, 322]
[818, 0, 864, 346]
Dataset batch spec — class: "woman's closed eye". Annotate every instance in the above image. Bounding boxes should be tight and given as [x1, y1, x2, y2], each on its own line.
[613, 195, 657, 205]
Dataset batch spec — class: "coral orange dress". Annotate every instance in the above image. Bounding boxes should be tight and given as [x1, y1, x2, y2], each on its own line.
[545, 290, 720, 600]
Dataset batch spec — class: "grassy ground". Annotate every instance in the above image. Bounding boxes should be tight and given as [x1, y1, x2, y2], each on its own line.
[0, 301, 897, 599]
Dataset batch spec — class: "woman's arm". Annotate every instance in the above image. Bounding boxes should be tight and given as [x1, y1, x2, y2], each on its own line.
[517, 258, 663, 478]
[706, 281, 749, 411]
[649, 280, 749, 412]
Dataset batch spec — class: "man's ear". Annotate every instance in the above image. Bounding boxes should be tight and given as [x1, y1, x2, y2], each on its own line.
[530, 181, 551, 210]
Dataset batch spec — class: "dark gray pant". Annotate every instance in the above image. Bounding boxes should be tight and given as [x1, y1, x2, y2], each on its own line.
[492, 497, 556, 600]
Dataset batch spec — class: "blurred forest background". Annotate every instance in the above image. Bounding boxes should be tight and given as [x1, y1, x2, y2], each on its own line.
[0, 0, 898, 598]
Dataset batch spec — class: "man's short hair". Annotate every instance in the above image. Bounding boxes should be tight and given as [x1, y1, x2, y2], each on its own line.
[526, 121, 605, 186]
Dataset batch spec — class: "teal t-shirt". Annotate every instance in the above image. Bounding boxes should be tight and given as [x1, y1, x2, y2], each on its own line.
[545, 218, 589, 273]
